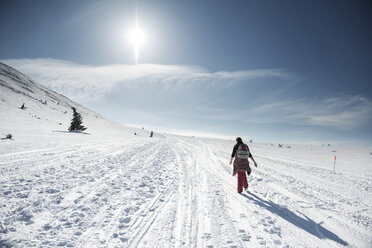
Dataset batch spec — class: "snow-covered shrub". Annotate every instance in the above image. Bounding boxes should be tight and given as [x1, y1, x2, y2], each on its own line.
[5, 134, 12, 139]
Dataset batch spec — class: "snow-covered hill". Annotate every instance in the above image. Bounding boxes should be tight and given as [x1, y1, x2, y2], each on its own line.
[0, 62, 371, 247]
[0, 62, 153, 143]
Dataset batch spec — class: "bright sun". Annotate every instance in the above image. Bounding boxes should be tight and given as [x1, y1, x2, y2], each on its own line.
[129, 27, 145, 47]
[128, 25, 145, 64]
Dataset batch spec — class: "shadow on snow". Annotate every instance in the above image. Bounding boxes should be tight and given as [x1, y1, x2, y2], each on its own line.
[243, 192, 348, 246]
[51, 130, 91, 135]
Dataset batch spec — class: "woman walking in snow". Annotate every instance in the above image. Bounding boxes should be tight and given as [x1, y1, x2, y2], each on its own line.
[229, 137, 257, 193]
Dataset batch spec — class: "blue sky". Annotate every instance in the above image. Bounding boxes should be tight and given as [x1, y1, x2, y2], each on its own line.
[1, 0, 371, 145]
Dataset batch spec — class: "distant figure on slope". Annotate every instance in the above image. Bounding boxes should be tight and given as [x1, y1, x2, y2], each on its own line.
[229, 137, 257, 193]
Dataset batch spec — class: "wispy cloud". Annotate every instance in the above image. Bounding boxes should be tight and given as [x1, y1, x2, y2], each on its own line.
[232, 95, 372, 129]
[2, 58, 371, 132]
[306, 96, 372, 128]
[1, 58, 289, 101]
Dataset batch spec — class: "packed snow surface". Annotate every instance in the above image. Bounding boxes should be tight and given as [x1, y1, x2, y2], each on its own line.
[1, 62, 372, 247]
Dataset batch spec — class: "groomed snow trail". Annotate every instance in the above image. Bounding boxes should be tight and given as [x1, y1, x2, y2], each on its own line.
[1, 136, 371, 247]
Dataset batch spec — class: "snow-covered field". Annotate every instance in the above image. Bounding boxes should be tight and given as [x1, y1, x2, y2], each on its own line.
[1, 62, 372, 247]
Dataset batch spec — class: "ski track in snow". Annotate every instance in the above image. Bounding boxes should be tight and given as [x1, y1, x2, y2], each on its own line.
[0, 137, 371, 247]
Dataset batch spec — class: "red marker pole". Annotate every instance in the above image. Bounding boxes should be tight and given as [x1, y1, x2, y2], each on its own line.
[333, 155, 336, 172]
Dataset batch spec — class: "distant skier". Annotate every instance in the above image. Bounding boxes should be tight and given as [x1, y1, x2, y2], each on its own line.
[229, 137, 257, 193]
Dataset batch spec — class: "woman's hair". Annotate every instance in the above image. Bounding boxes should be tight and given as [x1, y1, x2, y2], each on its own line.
[236, 137, 243, 144]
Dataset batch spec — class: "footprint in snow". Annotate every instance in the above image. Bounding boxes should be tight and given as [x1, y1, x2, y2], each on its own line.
[119, 217, 131, 224]
[124, 207, 135, 213]
[274, 239, 282, 245]
[120, 237, 128, 242]
[57, 241, 68, 246]
[242, 234, 251, 242]
[202, 233, 211, 240]
[42, 223, 52, 231]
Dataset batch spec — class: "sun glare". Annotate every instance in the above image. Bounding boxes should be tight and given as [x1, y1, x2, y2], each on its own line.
[129, 27, 145, 47]
[128, 24, 146, 64]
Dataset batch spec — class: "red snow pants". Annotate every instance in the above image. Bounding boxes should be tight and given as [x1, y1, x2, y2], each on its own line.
[237, 171, 248, 193]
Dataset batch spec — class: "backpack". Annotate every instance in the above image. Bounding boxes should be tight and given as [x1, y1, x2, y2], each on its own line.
[236, 144, 250, 159]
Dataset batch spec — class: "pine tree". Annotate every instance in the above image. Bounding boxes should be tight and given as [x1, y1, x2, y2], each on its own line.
[68, 107, 87, 132]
